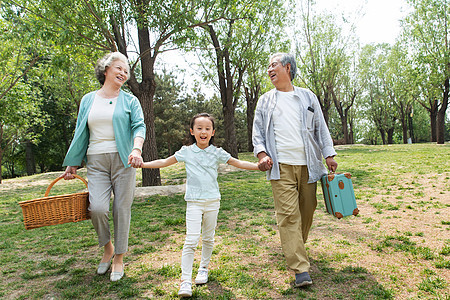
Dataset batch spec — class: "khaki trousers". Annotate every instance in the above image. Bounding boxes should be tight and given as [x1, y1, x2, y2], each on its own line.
[270, 164, 317, 274]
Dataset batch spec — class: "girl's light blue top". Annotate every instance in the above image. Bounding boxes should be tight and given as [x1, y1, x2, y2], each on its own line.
[63, 90, 146, 168]
[174, 144, 231, 201]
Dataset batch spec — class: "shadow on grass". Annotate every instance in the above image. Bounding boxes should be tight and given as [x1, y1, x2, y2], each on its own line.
[193, 281, 237, 299]
[304, 258, 394, 300]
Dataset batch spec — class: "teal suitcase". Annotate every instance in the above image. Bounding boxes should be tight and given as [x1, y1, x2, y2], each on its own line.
[320, 173, 359, 219]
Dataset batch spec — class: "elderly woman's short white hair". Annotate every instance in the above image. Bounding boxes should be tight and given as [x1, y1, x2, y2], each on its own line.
[95, 52, 130, 85]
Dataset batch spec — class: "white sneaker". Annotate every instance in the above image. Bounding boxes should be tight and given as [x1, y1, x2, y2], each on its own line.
[194, 268, 209, 285]
[178, 281, 192, 297]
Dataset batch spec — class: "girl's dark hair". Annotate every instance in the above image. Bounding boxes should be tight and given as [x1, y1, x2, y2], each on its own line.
[187, 113, 215, 145]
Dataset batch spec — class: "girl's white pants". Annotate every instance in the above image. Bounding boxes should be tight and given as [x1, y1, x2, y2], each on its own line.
[181, 199, 220, 282]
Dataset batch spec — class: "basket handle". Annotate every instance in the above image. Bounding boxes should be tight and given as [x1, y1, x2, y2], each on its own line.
[44, 174, 88, 197]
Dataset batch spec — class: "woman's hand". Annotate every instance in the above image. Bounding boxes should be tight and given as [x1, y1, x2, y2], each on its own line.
[60, 166, 78, 180]
[128, 149, 143, 168]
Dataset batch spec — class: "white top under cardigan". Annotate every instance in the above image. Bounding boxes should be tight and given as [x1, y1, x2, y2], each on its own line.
[87, 94, 118, 155]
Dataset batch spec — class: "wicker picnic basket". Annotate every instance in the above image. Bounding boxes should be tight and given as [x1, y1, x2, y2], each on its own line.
[19, 174, 90, 230]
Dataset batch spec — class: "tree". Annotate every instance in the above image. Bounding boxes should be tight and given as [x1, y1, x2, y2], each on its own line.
[359, 44, 399, 145]
[191, 0, 285, 157]
[0, 80, 44, 182]
[12, 0, 245, 185]
[0, 5, 44, 182]
[383, 43, 415, 144]
[403, 0, 450, 144]
[294, 1, 353, 125]
[330, 51, 362, 144]
[414, 70, 441, 142]
[242, 22, 288, 152]
[32, 52, 99, 172]
[153, 71, 186, 157]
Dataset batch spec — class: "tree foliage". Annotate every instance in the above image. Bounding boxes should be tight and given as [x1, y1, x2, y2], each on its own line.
[189, 0, 286, 157]
[402, 0, 450, 144]
[359, 44, 398, 145]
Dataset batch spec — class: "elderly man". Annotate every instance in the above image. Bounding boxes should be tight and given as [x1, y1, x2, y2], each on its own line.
[252, 53, 337, 287]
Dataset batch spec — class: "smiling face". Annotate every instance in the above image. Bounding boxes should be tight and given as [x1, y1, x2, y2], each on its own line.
[104, 59, 129, 88]
[267, 56, 293, 92]
[190, 116, 215, 149]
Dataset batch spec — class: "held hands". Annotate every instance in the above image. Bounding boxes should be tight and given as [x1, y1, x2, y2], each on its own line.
[326, 156, 338, 173]
[257, 155, 273, 171]
[128, 149, 143, 168]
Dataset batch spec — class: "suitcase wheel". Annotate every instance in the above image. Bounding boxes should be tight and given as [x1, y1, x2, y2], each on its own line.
[353, 208, 359, 216]
[335, 212, 343, 219]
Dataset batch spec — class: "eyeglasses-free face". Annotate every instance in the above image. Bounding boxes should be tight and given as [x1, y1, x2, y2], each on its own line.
[190, 117, 215, 149]
[267, 57, 292, 90]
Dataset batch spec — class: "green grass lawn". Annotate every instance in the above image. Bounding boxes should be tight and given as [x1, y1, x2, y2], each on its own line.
[1, 144, 449, 299]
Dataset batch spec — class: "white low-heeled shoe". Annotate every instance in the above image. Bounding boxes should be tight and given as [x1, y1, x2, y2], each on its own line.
[110, 263, 124, 282]
[97, 261, 111, 275]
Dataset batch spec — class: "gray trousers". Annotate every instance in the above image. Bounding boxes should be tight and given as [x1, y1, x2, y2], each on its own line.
[87, 153, 136, 254]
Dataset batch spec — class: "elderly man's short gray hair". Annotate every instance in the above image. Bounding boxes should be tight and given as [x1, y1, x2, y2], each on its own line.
[95, 52, 130, 85]
[270, 53, 297, 81]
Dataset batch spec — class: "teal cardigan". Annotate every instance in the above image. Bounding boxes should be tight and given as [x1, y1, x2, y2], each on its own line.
[63, 90, 146, 168]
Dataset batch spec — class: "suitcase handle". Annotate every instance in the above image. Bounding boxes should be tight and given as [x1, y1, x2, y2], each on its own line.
[327, 171, 352, 180]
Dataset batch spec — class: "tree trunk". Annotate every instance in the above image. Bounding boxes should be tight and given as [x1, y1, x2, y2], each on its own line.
[244, 83, 260, 152]
[25, 140, 36, 175]
[436, 77, 449, 144]
[137, 80, 161, 187]
[223, 105, 238, 157]
[246, 107, 254, 153]
[349, 119, 354, 144]
[319, 91, 332, 126]
[0, 124, 3, 183]
[341, 117, 349, 144]
[407, 106, 415, 143]
[400, 114, 408, 144]
[206, 23, 240, 158]
[417, 96, 439, 142]
[379, 128, 386, 145]
[117, 14, 162, 186]
[430, 109, 438, 142]
[387, 128, 395, 144]
[0, 148, 2, 184]
[331, 89, 354, 144]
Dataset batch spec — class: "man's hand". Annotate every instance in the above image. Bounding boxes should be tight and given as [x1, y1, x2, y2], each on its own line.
[257, 152, 273, 171]
[326, 156, 338, 172]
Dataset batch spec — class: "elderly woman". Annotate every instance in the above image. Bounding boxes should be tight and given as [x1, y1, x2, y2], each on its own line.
[61, 52, 145, 282]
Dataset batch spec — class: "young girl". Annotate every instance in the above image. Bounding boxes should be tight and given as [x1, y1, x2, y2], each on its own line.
[140, 113, 261, 297]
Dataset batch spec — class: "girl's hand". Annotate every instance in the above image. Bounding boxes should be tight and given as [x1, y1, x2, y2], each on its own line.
[128, 149, 143, 168]
[60, 166, 78, 180]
